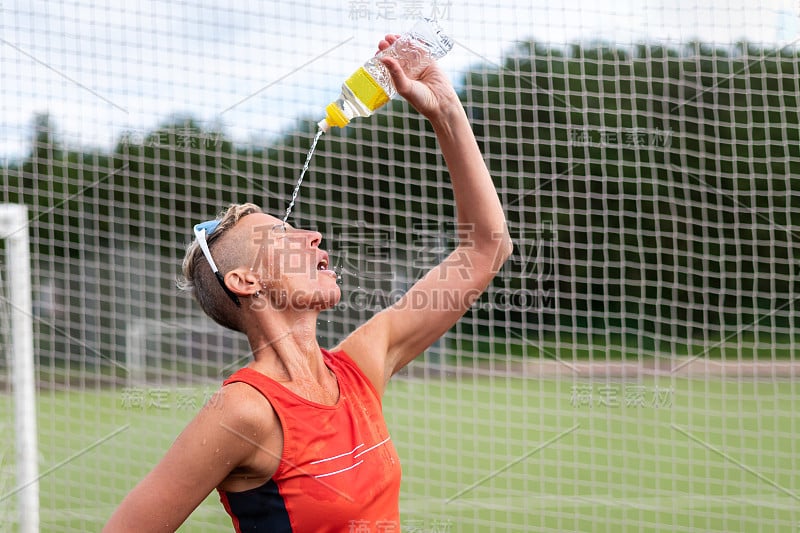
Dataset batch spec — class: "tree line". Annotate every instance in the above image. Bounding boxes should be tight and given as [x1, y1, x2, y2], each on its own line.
[1, 40, 797, 369]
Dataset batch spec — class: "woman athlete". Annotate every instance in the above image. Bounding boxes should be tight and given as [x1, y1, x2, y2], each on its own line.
[104, 32, 512, 532]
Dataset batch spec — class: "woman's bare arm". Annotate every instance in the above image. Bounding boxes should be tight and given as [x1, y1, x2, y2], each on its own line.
[338, 36, 513, 394]
[103, 383, 279, 532]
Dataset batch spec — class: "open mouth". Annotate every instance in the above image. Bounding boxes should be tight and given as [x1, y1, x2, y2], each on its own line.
[317, 258, 329, 271]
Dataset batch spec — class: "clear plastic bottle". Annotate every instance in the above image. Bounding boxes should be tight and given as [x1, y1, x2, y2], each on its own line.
[318, 18, 453, 131]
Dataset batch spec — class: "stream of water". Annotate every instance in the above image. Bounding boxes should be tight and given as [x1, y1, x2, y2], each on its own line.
[282, 127, 325, 226]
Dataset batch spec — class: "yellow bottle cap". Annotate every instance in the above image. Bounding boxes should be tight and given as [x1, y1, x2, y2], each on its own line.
[323, 102, 350, 129]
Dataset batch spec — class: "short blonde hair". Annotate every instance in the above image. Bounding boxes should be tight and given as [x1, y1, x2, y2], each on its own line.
[179, 203, 263, 332]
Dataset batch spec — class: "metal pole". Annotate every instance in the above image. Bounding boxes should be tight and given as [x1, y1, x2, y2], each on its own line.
[0, 204, 39, 533]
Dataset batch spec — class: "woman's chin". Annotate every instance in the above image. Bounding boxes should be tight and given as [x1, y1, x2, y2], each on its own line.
[310, 287, 342, 310]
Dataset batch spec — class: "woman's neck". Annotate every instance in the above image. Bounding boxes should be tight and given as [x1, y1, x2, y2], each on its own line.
[244, 311, 339, 405]
[245, 311, 326, 382]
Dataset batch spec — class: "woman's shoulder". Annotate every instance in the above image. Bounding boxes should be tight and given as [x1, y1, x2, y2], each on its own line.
[203, 379, 279, 432]
[332, 320, 391, 397]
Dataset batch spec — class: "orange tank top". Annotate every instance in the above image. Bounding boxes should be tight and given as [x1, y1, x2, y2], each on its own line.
[217, 349, 402, 532]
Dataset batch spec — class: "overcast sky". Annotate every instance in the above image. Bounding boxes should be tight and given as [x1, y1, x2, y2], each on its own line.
[0, 0, 796, 159]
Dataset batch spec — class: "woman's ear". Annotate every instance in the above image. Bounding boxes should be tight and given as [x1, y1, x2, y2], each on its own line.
[224, 267, 260, 298]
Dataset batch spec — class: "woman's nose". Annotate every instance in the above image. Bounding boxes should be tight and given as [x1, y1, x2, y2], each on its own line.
[307, 230, 322, 248]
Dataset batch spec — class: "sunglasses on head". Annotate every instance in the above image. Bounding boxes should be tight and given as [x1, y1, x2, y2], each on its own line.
[193, 220, 241, 307]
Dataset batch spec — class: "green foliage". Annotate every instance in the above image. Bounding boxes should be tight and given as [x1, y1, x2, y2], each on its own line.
[1, 41, 798, 368]
[463, 40, 799, 340]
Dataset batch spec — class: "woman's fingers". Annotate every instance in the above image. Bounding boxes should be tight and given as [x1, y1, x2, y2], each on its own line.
[377, 34, 400, 53]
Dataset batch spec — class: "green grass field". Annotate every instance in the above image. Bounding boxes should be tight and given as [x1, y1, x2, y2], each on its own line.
[1, 374, 797, 532]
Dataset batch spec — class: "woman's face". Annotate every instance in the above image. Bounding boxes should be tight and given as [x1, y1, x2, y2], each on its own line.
[241, 213, 341, 311]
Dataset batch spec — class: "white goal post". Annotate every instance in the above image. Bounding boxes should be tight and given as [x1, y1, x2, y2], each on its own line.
[0, 204, 39, 533]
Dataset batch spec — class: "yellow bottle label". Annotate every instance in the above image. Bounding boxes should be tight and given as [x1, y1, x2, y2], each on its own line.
[345, 66, 390, 111]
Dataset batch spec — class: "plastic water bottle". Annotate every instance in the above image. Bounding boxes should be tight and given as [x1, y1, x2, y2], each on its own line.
[318, 18, 453, 131]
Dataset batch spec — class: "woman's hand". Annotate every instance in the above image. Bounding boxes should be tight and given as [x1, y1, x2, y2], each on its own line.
[377, 34, 461, 124]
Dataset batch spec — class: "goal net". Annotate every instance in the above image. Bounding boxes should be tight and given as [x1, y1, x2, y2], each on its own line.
[1, 1, 798, 531]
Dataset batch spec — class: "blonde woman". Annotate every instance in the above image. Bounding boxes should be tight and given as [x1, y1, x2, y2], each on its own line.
[105, 33, 512, 532]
